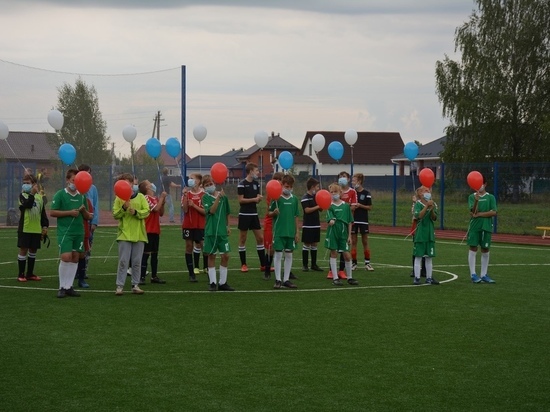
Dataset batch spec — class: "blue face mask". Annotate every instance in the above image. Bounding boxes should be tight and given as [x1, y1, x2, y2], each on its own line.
[68, 183, 76, 192]
[282, 188, 292, 196]
[187, 178, 196, 188]
[338, 177, 348, 187]
[205, 185, 215, 194]
[150, 184, 157, 193]
[132, 184, 138, 193]
[332, 194, 340, 201]
[22, 183, 32, 193]
[423, 192, 432, 201]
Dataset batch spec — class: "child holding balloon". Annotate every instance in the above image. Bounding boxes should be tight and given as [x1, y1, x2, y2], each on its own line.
[301, 177, 323, 272]
[181, 173, 206, 282]
[412, 185, 439, 285]
[263, 172, 284, 280]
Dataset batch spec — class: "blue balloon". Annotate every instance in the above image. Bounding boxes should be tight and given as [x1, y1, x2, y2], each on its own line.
[58, 143, 76, 165]
[165, 137, 181, 158]
[278, 151, 294, 170]
[403, 142, 419, 161]
[328, 141, 344, 161]
[146, 138, 162, 159]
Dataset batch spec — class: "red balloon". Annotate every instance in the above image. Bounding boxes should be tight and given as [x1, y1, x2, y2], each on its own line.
[467, 171, 484, 191]
[114, 180, 132, 201]
[211, 162, 228, 184]
[419, 168, 435, 188]
[266, 179, 282, 201]
[315, 189, 332, 210]
[74, 171, 92, 194]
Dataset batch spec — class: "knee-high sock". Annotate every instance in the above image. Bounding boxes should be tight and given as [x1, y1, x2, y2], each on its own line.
[193, 246, 201, 268]
[274, 251, 283, 282]
[208, 267, 217, 284]
[219, 266, 228, 285]
[414, 257, 423, 279]
[27, 252, 37, 276]
[345, 259, 352, 278]
[310, 247, 318, 266]
[150, 253, 158, 277]
[330, 257, 338, 280]
[339, 253, 345, 271]
[283, 252, 292, 282]
[257, 245, 267, 267]
[77, 257, 86, 281]
[264, 254, 272, 275]
[185, 253, 194, 275]
[141, 254, 149, 278]
[18, 254, 27, 276]
[425, 257, 433, 278]
[481, 252, 490, 277]
[239, 246, 246, 265]
[59, 261, 78, 289]
[203, 253, 208, 271]
[302, 245, 310, 267]
[468, 250, 477, 275]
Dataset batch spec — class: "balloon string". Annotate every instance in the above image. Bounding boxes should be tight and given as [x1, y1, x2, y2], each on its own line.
[5, 141, 28, 172]
[156, 159, 164, 192]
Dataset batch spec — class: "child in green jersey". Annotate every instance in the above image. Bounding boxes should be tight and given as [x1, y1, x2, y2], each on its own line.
[202, 175, 233, 291]
[412, 186, 439, 285]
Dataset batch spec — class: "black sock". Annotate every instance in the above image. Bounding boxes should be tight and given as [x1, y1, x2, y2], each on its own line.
[239, 248, 246, 265]
[339, 253, 345, 271]
[265, 255, 272, 275]
[18, 255, 26, 276]
[150, 253, 158, 278]
[257, 248, 267, 267]
[193, 250, 200, 269]
[203, 253, 208, 271]
[27, 254, 36, 276]
[77, 257, 86, 281]
[302, 248, 309, 267]
[141, 254, 149, 279]
[185, 253, 194, 275]
[311, 249, 318, 266]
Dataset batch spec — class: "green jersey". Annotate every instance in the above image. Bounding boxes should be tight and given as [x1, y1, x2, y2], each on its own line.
[468, 192, 497, 232]
[50, 188, 88, 237]
[18, 192, 48, 234]
[270, 194, 299, 238]
[326, 201, 353, 236]
[203, 193, 231, 237]
[413, 200, 437, 242]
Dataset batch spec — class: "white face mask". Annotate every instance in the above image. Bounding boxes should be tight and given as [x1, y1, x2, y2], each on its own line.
[332, 194, 340, 201]
[338, 177, 348, 187]
[187, 178, 196, 188]
[205, 185, 215, 194]
[282, 188, 292, 196]
[132, 184, 138, 193]
[68, 183, 76, 191]
[423, 192, 432, 201]
[150, 184, 157, 193]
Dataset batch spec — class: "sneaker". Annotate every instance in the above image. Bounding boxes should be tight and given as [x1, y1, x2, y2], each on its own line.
[18, 276, 27, 282]
[26, 275, 42, 281]
[189, 274, 198, 283]
[481, 275, 496, 283]
[338, 270, 348, 280]
[139, 277, 146, 285]
[282, 280, 297, 289]
[471, 274, 481, 284]
[273, 280, 282, 289]
[65, 287, 81, 297]
[365, 263, 374, 271]
[151, 277, 166, 284]
[302, 266, 309, 272]
[413, 277, 421, 285]
[289, 272, 298, 280]
[351, 262, 357, 271]
[326, 270, 333, 279]
[241, 264, 249, 273]
[115, 286, 124, 296]
[218, 283, 235, 291]
[311, 265, 323, 272]
[332, 279, 343, 286]
[78, 281, 90, 289]
[132, 286, 145, 295]
[193, 268, 200, 276]
[347, 278, 359, 285]
[425, 277, 440, 285]
[57, 288, 66, 298]
[208, 282, 217, 292]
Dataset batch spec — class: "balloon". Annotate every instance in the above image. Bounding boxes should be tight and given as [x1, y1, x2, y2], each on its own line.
[315, 189, 331, 210]
[145, 138, 162, 159]
[165, 137, 181, 158]
[278, 151, 294, 170]
[266, 179, 282, 201]
[0, 120, 9, 140]
[74, 171, 92, 194]
[254, 130, 269, 149]
[122, 125, 137, 143]
[403, 142, 419, 161]
[114, 179, 132, 201]
[47, 109, 64, 130]
[58, 143, 76, 165]
[344, 129, 358, 146]
[419, 168, 435, 188]
[328, 141, 344, 161]
[211, 162, 228, 184]
[193, 125, 207, 142]
[467, 171, 484, 191]
[311, 133, 325, 152]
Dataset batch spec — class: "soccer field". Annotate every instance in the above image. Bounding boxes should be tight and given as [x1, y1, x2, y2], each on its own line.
[1, 226, 548, 411]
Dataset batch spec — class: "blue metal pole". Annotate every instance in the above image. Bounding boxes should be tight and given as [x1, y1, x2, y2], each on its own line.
[181, 65, 186, 183]
[392, 162, 397, 227]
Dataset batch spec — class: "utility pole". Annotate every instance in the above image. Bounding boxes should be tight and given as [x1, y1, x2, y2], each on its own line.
[153, 110, 164, 140]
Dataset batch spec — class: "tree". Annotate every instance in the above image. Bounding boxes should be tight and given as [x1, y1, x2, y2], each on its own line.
[53, 77, 110, 165]
[435, 0, 550, 166]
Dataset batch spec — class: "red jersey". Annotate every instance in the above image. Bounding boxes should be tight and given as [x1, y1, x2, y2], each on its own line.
[182, 190, 206, 229]
[341, 187, 357, 205]
[144, 195, 161, 234]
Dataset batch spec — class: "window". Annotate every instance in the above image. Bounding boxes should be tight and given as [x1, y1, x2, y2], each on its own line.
[308, 143, 312, 156]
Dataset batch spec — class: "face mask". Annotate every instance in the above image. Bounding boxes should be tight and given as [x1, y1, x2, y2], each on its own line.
[423, 193, 432, 201]
[132, 184, 138, 193]
[478, 185, 485, 192]
[338, 177, 348, 187]
[252, 173, 259, 180]
[354, 184, 361, 189]
[68, 183, 76, 191]
[332, 194, 340, 201]
[205, 185, 215, 194]
[282, 188, 292, 196]
[311, 190, 316, 195]
[187, 178, 196, 188]
[150, 184, 157, 193]
[22, 183, 32, 193]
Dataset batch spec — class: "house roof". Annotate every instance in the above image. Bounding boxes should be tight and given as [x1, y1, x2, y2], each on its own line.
[236, 134, 299, 159]
[134, 144, 191, 167]
[301, 131, 405, 165]
[391, 136, 446, 162]
[0, 131, 58, 161]
[186, 154, 242, 169]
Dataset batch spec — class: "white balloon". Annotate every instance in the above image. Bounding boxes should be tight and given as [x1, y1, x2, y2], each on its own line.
[0, 120, 9, 140]
[193, 125, 207, 142]
[254, 130, 269, 149]
[311, 133, 325, 152]
[122, 125, 137, 143]
[344, 129, 358, 146]
[47, 109, 64, 130]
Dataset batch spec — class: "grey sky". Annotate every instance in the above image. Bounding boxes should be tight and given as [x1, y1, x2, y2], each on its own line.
[0, 0, 474, 158]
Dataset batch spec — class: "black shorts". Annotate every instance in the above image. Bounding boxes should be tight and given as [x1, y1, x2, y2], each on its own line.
[182, 228, 204, 243]
[301, 227, 320, 244]
[144, 233, 160, 253]
[351, 223, 369, 235]
[238, 214, 261, 231]
[17, 232, 42, 250]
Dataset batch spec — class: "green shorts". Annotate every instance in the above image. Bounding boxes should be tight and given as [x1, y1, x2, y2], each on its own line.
[325, 230, 350, 252]
[58, 233, 84, 254]
[204, 235, 230, 255]
[273, 236, 296, 251]
[413, 241, 436, 257]
[467, 230, 492, 249]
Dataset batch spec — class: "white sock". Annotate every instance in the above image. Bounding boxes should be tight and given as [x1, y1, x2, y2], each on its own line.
[330, 257, 338, 280]
[345, 260, 352, 278]
[219, 266, 228, 285]
[283, 252, 292, 282]
[481, 252, 490, 276]
[59, 261, 77, 289]
[414, 257, 422, 279]
[468, 250, 477, 275]
[208, 267, 217, 284]
[274, 251, 283, 281]
[425, 257, 433, 278]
